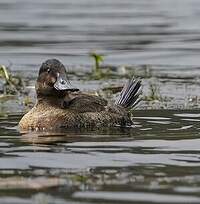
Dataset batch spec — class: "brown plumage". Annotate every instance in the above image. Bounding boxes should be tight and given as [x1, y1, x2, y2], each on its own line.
[19, 59, 141, 131]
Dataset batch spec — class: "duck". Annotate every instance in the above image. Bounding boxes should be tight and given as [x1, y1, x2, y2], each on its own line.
[19, 59, 141, 131]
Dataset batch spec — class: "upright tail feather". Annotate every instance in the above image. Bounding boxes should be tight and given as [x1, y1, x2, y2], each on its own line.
[115, 77, 142, 109]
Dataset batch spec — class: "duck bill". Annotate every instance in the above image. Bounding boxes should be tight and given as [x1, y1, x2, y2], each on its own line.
[54, 73, 79, 92]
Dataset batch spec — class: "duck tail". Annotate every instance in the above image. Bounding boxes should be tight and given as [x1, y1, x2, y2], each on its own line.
[115, 77, 142, 109]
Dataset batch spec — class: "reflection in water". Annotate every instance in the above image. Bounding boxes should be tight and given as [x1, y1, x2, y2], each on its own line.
[21, 132, 72, 144]
[0, 0, 200, 203]
[20, 128, 131, 144]
[0, 110, 200, 203]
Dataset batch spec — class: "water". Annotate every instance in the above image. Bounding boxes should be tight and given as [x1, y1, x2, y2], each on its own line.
[0, 110, 200, 204]
[1, 0, 200, 72]
[1, 1, 200, 203]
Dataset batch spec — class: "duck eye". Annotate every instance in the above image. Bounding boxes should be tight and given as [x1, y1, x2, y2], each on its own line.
[47, 68, 51, 73]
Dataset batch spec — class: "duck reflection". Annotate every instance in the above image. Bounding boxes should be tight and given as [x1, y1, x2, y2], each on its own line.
[20, 127, 131, 145]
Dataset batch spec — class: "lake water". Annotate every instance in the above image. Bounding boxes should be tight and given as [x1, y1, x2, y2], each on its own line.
[0, 110, 200, 204]
[1, 0, 200, 72]
[0, 0, 200, 204]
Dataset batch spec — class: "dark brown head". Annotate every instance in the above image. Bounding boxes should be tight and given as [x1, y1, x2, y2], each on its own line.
[36, 59, 79, 97]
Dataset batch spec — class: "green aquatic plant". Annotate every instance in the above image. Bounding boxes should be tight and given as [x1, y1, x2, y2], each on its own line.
[0, 65, 10, 82]
[89, 52, 106, 79]
[0, 64, 24, 95]
[89, 52, 122, 80]
[73, 175, 88, 183]
[89, 52, 143, 80]
[90, 52, 104, 72]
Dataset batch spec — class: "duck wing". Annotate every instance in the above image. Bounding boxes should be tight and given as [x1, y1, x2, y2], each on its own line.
[63, 93, 108, 113]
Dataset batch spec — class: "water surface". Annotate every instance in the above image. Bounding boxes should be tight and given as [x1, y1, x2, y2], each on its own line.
[0, 110, 200, 204]
[1, 0, 200, 73]
[0, 1, 200, 203]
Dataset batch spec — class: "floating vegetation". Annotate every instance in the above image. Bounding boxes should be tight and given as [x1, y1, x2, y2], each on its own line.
[144, 81, 162, 101]
[2, 62, 199, 112]
[0, 64, 28, 112]
[142, 65, 153, 78]
[0, 65, 24, 95]
[88, 53, 155, 80]
[0, 176, 66, 190]
[89, 52, 130, 79]
[73, 175, 88, 183]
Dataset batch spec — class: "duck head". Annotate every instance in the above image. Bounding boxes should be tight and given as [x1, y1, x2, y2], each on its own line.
[36, 59, 79, 97]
